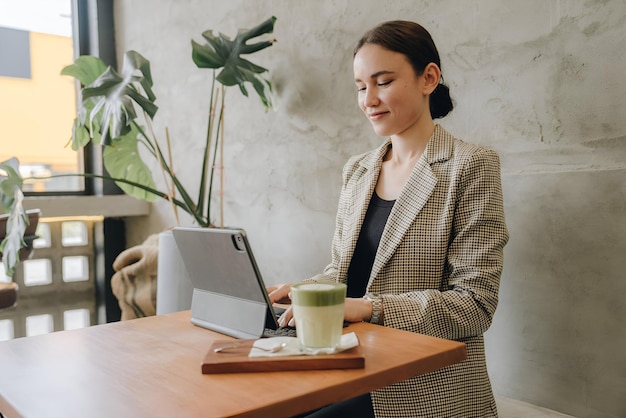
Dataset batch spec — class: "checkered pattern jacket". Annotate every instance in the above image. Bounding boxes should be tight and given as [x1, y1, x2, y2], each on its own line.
[313, 125, 509, 417]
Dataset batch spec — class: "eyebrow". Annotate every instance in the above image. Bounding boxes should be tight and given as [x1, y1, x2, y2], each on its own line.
[354, 70, 395, 83]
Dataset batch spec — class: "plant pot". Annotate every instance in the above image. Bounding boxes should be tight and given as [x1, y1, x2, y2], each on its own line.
[0, 209, 41, 263]
[156, 230, 194, 314]
[0, 282, 18, 310]
[0, 208, 40, 238]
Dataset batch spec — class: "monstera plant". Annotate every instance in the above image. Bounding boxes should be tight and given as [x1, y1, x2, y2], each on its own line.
[0, 158, 29, 276]
[0, 16, 277, 277]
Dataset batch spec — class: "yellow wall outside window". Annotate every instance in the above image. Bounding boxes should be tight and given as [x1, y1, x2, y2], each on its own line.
[0, 31, 78, 174]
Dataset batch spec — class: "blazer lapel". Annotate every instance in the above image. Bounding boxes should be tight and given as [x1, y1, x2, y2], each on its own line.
[338, 141, 390, 278]
[368, 125, 452, 286]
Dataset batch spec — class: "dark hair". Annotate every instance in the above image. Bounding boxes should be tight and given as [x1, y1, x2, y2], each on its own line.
[354, 21, 453, 119]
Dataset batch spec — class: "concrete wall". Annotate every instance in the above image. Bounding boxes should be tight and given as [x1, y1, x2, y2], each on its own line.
[113, 1, 625, 416]
[489, 169, 625, 417]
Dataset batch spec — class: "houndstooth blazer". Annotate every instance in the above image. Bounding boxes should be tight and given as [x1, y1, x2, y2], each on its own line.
[312, 125, 509, 417]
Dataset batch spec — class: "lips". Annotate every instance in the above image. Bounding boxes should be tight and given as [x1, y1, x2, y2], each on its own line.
[367, 111, 388, 121]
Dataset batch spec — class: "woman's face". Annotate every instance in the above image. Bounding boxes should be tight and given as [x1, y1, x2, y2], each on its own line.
[353, 43, 431, 139]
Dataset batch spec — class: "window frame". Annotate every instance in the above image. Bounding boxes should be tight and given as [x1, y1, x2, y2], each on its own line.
[21, 0, 121, 198]
[22, 0, 129, 323]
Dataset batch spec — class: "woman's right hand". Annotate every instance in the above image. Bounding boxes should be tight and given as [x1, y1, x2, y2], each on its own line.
[267, 283, 295, 327]
[267, 283, 292, 304]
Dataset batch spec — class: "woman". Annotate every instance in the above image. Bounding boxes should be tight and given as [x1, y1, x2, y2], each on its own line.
[269, 20, 509, 417]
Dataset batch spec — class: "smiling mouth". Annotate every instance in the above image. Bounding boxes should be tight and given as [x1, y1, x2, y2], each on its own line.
[367, 111, 388, 121]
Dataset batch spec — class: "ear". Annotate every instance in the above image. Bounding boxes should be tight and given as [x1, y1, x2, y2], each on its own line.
[422, 62, 441, 95]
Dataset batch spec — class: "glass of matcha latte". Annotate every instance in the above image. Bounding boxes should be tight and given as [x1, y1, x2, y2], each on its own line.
[290, 281, 347, 354]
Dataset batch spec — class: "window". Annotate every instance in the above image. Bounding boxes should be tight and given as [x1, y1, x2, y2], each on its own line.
[0, 0, 84, 192]
[0, 218, 98, 339]
[63, 308, 90, 330]
[63, 256, 89, 282]
[62, 221, 88, 246]
[23, 258, 53, 286]
[0, 264, 11, 283]
[0, 319, 14, 340]
[0, 1, 124, 339]
[26, 313, 54, 336]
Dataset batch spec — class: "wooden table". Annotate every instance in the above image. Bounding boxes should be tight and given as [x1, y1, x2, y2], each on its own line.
[0, 310, 466, 418]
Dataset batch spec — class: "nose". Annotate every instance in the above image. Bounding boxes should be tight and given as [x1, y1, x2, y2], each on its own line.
[362, 88, 379, 108]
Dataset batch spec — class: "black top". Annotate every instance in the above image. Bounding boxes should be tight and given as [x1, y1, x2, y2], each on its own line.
[346, 191, 396, 298]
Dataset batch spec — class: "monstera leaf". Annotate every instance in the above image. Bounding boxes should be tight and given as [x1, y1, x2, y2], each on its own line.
[61, 55, 108, 86]
[61, 56, 108, 149]
[62, 53, 160, 202]
[63, 51, 158, 146]
[102, 125, 158, 202]
[0, 158, 28, 276]
[192, 16, 276, 109]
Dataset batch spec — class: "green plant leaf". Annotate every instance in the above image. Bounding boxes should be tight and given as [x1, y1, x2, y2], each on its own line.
[192, 16, 276, 110]
[251, 77, 274, 110]
[68, 51, 158, 145]
[70, 114, 102, 150]
[102, 125, 158, 202]
[61, 56, 108, 86]
[0, 158, 22, 212]
[190, 39, 224, 68]
[0, 158, 28, 277]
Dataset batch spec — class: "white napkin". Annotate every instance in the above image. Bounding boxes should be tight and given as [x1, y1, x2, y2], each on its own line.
[249, 332, 360, 358]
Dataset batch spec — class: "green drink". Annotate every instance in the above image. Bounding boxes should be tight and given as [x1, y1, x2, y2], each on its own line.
[290, 282, 346, 354]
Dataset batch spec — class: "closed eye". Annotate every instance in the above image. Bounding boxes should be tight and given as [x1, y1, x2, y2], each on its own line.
[356, 80, 391, 92]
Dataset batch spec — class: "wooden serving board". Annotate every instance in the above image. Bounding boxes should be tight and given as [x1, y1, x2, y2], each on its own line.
[201, 340, 365, 374]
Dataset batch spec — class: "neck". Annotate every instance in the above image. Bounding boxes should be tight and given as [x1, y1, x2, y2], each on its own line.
[387, 121, 435, 164]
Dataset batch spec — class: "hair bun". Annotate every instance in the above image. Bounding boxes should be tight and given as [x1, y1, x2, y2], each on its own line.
[430, 83, 453, 119]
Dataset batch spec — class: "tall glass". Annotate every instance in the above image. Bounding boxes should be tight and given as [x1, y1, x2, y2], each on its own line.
[290, 282, 346, 354]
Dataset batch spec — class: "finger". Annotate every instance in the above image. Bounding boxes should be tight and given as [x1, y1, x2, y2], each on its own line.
[267, 288, 283, 303]
[278, 306, 294, 327]
[268, 284, 291, 304]
[275, 295, 292, 304]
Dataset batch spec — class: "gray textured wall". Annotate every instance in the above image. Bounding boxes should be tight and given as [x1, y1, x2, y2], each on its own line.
[114, 1, 625, 416]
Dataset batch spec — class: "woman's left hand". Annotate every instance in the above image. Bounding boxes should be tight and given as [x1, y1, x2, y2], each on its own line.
[344, 297, 374, 323]
[278, 297, 374, 327]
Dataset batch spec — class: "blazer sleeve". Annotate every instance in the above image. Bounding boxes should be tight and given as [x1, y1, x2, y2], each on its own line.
[380, 148, 509, 340]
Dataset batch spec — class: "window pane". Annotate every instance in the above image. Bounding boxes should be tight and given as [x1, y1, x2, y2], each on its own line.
[0, 319, 15, 341]
[33, 222, 51, 248]
[26, 313, 53, 336]
[23, 258, 52, 286]
[0, 263, 11, 283]
[62, 255, 89, 282]
[0, 0, 84, 192]
[62, 221, 87, 246]
[63, 308, 90, 330]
